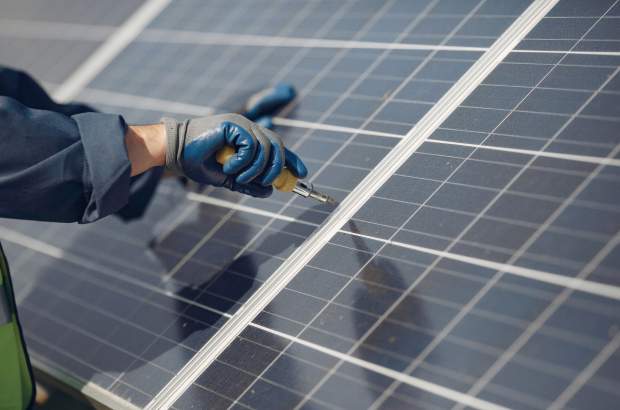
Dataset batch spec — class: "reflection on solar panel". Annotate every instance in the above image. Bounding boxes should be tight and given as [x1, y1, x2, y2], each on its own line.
[0, 0, 619, 409]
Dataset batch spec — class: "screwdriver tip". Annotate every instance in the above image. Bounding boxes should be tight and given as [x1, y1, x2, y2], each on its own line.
[293, 181, 338, 205]
[310, 191, 337, 205]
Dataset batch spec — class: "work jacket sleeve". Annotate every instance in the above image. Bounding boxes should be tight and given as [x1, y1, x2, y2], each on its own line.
[0, 67, 94, 116]
[0, 96, 132, 223]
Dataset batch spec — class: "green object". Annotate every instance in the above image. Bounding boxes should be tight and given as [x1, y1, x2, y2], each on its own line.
[0, 244, 34, 410]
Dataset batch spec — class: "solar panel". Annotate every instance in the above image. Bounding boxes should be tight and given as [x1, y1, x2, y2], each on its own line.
[0, 0, 619, 409]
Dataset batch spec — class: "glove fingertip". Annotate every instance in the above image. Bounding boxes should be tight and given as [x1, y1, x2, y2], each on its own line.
[276, 83, 296, 100]
[285, 148, 308, 178]
[234, 171, 257, 185]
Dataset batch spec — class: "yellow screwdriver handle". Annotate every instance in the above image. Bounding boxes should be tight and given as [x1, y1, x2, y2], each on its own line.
[216, 145, 298, 192]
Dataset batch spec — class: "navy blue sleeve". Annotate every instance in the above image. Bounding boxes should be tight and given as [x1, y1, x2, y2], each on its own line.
[0, 96, 132, 223]
[0, 67, 94, 116]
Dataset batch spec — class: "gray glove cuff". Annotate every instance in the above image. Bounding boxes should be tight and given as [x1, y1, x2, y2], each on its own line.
[162, 117, 183, 174]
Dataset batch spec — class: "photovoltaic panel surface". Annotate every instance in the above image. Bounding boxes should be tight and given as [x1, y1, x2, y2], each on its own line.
[192, 2, 620, 410]
[0, 0, 619, 409]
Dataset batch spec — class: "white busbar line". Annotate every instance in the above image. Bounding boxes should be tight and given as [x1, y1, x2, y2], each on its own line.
[2, 19, 619, 58]
[382, 237, 620, 301]
[147, 2, 562, 407]
[272, 117, 403, 138]
[186, 192, 620, 302]
[75, 88, 620, 167]
[79, 87, 213, 116]
[139, 29, 488, 53]
[425, 138, 620, 167]
[273, 117, 620, 167]
[138, 28, 620, 57]
[186, 193, 315, 227]
[52, 0, 172, 102]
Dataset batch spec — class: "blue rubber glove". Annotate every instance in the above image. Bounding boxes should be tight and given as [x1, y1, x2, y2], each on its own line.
[162, 114, 307, 198]
[243, 83, 296, 126]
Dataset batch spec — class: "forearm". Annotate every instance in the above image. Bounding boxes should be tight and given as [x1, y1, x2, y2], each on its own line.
[125, 123, 166, 176]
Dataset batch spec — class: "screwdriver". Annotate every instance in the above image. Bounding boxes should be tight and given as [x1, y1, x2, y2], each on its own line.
[216, 146, 337, 205]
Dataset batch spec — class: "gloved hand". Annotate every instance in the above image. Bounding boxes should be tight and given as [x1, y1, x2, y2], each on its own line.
[162, 114, 307, 198]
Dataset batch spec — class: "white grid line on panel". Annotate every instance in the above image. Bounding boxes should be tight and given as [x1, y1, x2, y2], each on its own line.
[138, 29, 620, 57]
[0, 19, 115, 40]
[75, 88, 620, 167]
[4, 18, 620, 57]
